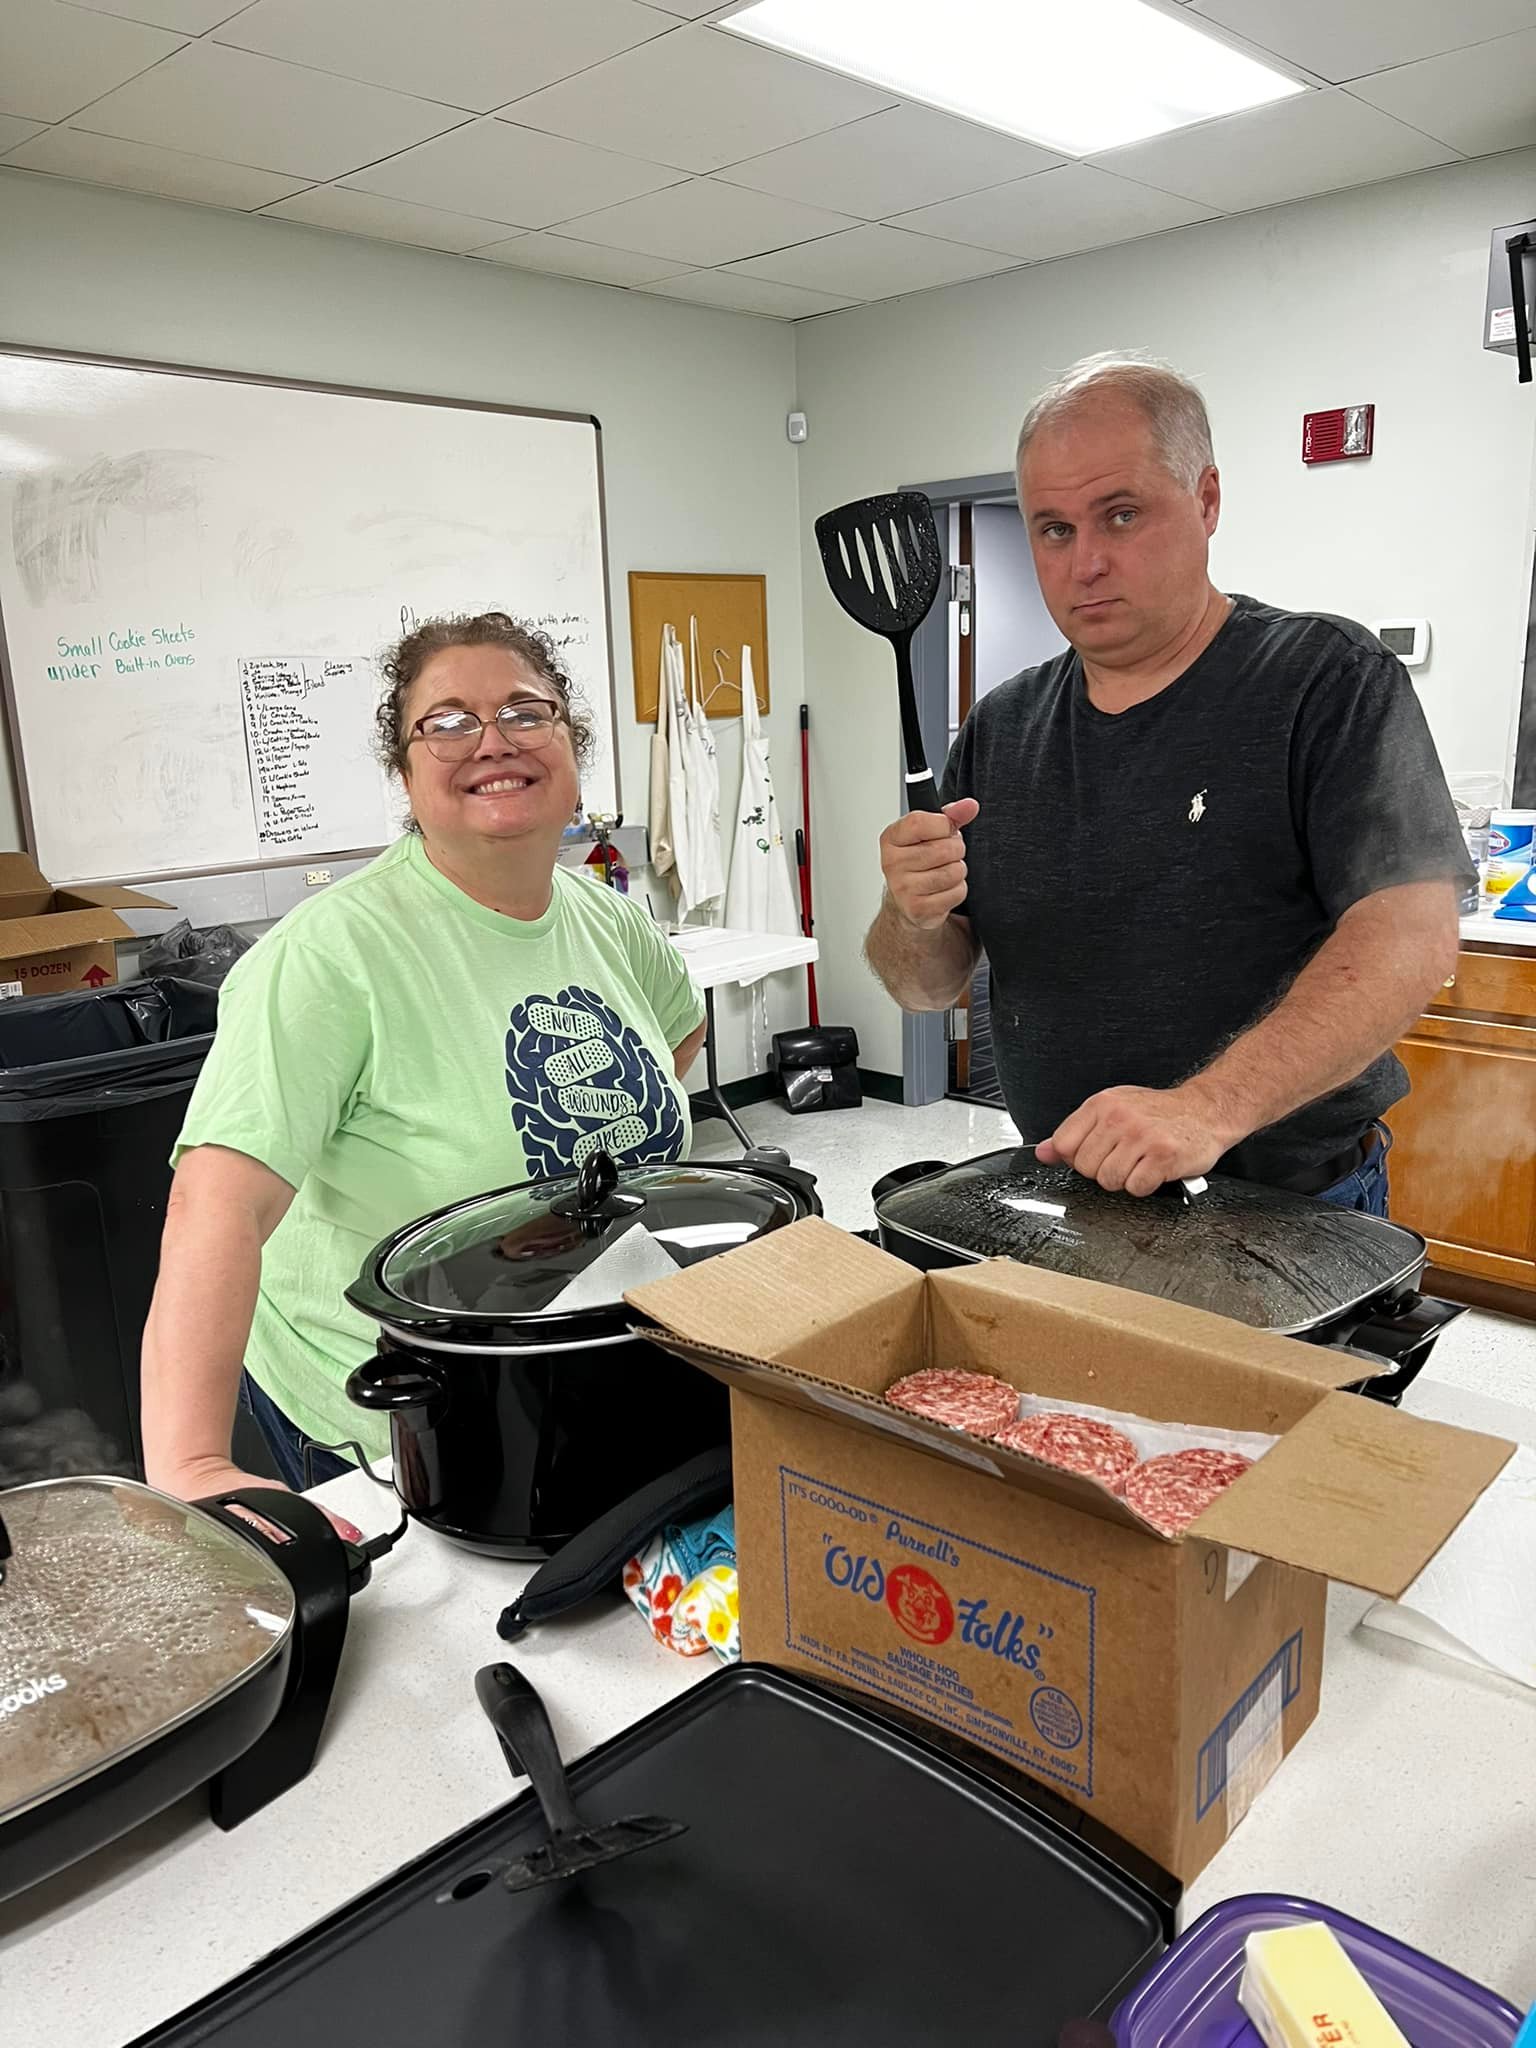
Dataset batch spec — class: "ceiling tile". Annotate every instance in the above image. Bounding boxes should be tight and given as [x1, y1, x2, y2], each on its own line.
[635, 1, 720, 15]
[472, 233, 685, 284]
[1349, 31, 1536, 155]
[717, 103, 1064, 220]
[644, 270, 858, 316]
[558, 177, 856, 263]
[261, 184, 515, 250]
[1192, 0, 1536, 84]
[505, 22, 895, 174]
[1, 0, 184, 123]
[730, 224, 1018, 299]
[0, 115, 46, 152]
[67, 0, 255, 31]
[345, 120, 681, 231]
[214, 0, 670, 119]
[895, 164, 1213, 262]
[4, 124, 310, 206]
[76, 41, 466, 179]
[1089, 88, 1456, 211]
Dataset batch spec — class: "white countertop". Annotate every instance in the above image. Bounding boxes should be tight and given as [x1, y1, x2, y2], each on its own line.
[7, 1369, 1535, 2046]
[1460, 904, 1536, 949]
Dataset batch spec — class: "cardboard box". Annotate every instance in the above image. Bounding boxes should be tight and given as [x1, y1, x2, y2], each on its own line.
[0, 854, 167, 999]
[630, 1218, 1513, 1882]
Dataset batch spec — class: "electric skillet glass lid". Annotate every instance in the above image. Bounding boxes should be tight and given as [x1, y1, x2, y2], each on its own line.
[874, 1149, 1426, 1334]
[0, 1476, 295, 1824]
[350, 1150, 805, 1340]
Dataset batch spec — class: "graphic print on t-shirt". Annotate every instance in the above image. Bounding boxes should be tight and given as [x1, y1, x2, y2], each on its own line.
[505, 985, 685, 1178]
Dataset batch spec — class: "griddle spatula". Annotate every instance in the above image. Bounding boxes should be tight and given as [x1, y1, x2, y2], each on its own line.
[475, 1662, 687, 1893]
[815, 491, 945, 812]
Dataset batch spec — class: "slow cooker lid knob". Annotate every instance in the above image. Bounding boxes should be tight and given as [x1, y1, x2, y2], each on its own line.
[548, 1149, 646, 1232]
[576, 1149, 619, 1212]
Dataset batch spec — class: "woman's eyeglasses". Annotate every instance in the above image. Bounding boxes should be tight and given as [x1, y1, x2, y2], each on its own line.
[409, 700, 565, 761]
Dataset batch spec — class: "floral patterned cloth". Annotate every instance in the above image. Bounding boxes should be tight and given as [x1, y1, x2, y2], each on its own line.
[622, 1505, 740, 1663]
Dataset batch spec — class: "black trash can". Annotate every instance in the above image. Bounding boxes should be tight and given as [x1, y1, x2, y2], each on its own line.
[0, 977, 217, 1485]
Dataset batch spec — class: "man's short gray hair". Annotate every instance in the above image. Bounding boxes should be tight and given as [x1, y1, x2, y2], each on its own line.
[1016, 351, 1215, 491]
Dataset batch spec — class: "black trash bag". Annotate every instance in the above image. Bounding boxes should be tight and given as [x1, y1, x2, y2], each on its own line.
[0, 977, 217, 1119]
[0, 1374, 130, 1484]
[138, 916, 253, 990]
[0, 976, 218, 1069]
[121, 976, 219, 1042]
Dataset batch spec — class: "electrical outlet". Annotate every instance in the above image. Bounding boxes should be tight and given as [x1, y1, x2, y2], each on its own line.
[304, 868, 333, 887]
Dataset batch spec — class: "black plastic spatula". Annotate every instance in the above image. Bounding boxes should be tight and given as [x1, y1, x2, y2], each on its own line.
[474, 1662, 687, 1894]
[815, 491, 946, 812]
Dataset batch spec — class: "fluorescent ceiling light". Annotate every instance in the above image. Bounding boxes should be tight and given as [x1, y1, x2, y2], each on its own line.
[722, 0, 1305, 158]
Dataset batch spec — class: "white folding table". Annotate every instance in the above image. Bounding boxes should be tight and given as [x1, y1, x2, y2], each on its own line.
[667, 925, 819, 1148]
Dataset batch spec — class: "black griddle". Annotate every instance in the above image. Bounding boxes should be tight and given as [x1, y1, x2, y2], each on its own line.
[134, 1665, 1174, 2047]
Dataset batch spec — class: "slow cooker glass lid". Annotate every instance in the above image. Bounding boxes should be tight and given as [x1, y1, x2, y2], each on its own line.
[378, 1160, 800, 1317]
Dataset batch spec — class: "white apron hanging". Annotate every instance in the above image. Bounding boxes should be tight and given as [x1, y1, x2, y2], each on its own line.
[680, 615, 725, 920]
[662, 624, 697, 915]
[648, 624, 675, 884]
[725, 646, 801, 938]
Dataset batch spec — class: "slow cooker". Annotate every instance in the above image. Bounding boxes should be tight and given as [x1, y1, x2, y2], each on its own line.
[346, 1146, 819, 1557]
[871, 1151, 1464, 1401]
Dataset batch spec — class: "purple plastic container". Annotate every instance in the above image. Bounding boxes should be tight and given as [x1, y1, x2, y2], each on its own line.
[1113, 1894, 1522, 2048]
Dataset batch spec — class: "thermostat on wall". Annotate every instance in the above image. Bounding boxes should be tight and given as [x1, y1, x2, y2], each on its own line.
[1372, 618, 1430, 669]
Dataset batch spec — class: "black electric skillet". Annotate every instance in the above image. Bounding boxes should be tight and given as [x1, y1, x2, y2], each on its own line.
[0, 1473, 396, 1903]
[132, 1663, 1175, 2047]
[870, 1151, 1465, 1402]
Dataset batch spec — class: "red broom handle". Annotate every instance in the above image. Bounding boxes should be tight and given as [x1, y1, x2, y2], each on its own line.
[799, 704, 819, 1027]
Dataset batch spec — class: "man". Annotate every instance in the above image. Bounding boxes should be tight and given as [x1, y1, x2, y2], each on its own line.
[865, 353, 1471, 1206]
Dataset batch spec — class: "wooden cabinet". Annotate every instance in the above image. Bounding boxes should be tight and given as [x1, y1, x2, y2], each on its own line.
[1388, 943, 1536, 1301]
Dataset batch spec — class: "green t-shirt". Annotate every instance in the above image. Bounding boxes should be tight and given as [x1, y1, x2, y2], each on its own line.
[174, 834, 706, 1461]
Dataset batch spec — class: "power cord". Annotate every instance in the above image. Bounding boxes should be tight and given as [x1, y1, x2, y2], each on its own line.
[303, 1434, 409, 1567]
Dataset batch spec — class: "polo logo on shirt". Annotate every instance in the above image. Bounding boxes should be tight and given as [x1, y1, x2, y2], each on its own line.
[505, 984, 684, 1179]
[1188, 789, 1208, 823]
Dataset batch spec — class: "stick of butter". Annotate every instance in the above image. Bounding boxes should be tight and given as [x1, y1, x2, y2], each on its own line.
[1239, 1922, 1410, 2048]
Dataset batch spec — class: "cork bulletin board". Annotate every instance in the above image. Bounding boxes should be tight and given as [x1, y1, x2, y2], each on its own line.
[629, 571, 768, 723]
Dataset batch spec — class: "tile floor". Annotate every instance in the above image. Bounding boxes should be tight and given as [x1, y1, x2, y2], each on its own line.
[693, 1095, 1536, 1422]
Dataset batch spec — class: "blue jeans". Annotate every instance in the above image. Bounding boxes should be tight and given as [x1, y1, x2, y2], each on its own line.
[239, 1371, 351, 1490]
[1313, 1125, 1391, 1217]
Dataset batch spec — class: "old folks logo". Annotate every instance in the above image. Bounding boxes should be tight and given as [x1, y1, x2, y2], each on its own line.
[0, 1673, 67, 1717]
[823, 1517, 1049, 1671]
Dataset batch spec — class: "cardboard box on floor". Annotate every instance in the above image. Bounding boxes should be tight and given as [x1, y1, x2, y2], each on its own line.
[0, 854, 167, 998]
[629, 1217, 1514, 1883]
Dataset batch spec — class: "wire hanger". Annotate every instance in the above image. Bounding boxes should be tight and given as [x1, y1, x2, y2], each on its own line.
[699, 644, 736, 713]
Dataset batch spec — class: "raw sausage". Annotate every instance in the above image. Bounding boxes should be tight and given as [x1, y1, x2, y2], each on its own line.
[886, 1369, 1019, 1436]
[994, 1412, 1139, 1490]
[1123, 1448, 1253, 1535]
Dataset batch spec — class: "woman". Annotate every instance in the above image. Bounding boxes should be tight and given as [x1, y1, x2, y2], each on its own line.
[141, 613, 707, 1510]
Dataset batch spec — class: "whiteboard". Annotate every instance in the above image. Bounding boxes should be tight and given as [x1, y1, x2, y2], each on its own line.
[0, 348, 617, 884]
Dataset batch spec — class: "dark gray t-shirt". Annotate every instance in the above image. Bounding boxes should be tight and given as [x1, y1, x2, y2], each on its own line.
[940, 594, 1473, 1188]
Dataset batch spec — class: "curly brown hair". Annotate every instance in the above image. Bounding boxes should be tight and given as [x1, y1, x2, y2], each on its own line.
[375, 611, 597, 785]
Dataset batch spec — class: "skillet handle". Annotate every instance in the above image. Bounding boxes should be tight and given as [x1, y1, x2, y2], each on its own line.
[475, 1662, 583, 1839]
[871, 1158, 950, 1204]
